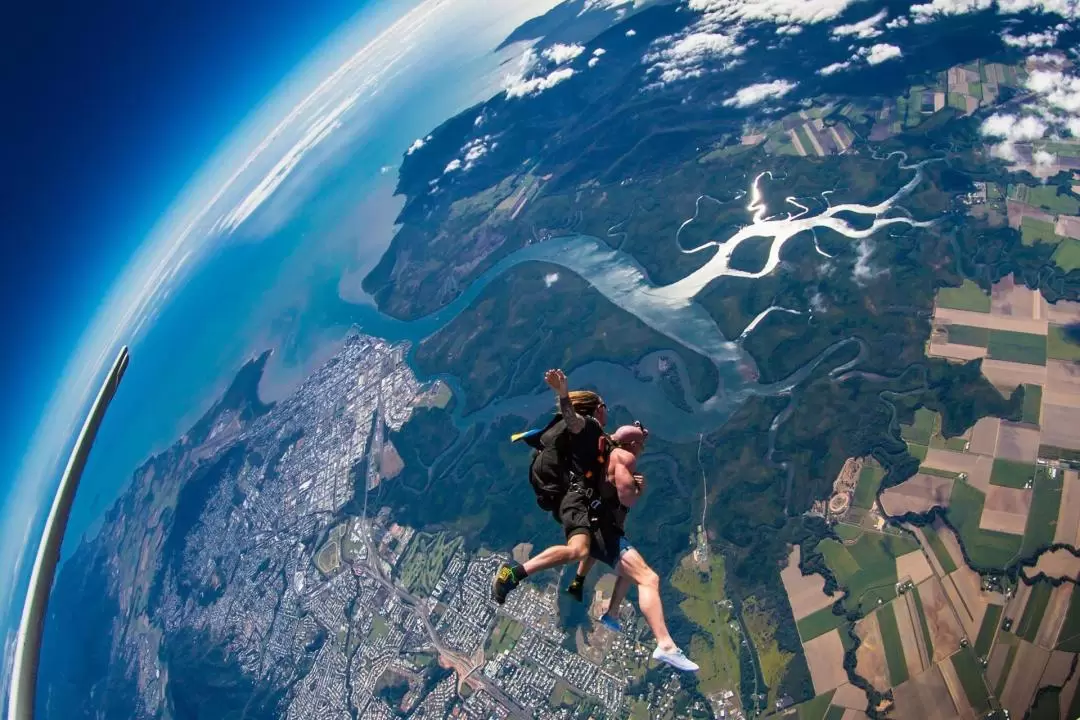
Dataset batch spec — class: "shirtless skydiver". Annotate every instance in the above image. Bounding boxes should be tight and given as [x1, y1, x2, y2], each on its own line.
[492, 369, 698, 672]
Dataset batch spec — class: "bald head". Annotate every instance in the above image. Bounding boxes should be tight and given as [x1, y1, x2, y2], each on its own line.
[612, 425, 646, 455]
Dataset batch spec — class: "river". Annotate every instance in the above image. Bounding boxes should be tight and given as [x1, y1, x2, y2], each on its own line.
[334, 156, 935, 442]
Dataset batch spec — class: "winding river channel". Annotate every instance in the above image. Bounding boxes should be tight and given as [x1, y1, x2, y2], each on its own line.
[345, 155, 936, 442]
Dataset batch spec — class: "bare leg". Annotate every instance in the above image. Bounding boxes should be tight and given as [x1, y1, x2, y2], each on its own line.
[607, 574, 633, 616]
[576, 556, 596, 579]
[523, 533, 590, 576]
[614, 548, 674, 649]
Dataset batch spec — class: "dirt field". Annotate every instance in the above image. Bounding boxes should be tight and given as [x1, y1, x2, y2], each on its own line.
[980, 486, 1032, 535]
[1008, 580, 1034, 627]
[896, 594, 929, 676]
[880, 474, 954, 516]
[897, 551, 934, 586]
[934, 307, 1048, 335]
[996, 422, 1042, 462]
[922, 449, 993, 491]
[856, 613, 891, 692]
[832, 683, 868, 710]
[1001, 640, 1051, 717]
[1056, 217, 1080, 241]
[893, 666, 959, 720]
[969, 417, 1001, 456]
[1046, 299, 1080, 324]
[989, 640, 1016, 691]
[1008, 200, 1057, 229]
[1056, 471, 1080, 546]
[938, 656, 977, 720]
[927, 339, 988, 361]
[948, 565, 992, 640]
[804, 629, 848, 694]
[981, 359, 1048, 392]
[1042, 650, 1075, 688]
[991, 276, 1043, 319]
[918, 577, 963, 663]
[1046, 359, 1080, 401]
[1025, 548, 1080, 583]
[1036, 583, 1074, 649]
[840, 710, 869, 720]
[1041, 405, 1080, 450]
[781, 546, 842, 620]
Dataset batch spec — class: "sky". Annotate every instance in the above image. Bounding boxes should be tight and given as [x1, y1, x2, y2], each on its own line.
[0, 0, 381, 480]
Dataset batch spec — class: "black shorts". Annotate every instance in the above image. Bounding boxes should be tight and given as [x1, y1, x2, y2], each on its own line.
[589, 522, 632, 568]
[557, 485, 594, 540]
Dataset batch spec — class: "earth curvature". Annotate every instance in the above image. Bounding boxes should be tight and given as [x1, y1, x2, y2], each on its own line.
[20, 0, 1080, 718]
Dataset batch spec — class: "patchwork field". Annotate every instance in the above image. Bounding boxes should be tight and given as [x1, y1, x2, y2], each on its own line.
[892, 665, 958, 720]
[1000, 640, 1050, 717]
[855, 613, 890, 692]
[917, 577, 962, 663]
[803, 630, 848, 695]
[817, 531, 918, 614]
[880, 473, 954, 516]
[782, 545, 843, 621]
[929, 276, 1080, 414]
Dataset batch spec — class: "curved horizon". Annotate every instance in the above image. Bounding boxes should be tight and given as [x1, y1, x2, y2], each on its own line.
[0, 0, 562, 686]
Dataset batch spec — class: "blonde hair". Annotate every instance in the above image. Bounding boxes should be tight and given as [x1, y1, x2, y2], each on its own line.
[566, 390, 604, 417]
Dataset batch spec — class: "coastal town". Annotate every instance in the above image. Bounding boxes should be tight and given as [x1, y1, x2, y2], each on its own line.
[108, 333, 714, 720]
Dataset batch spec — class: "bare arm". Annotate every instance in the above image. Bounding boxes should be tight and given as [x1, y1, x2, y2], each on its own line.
[611, 460, 642, 507]
[546, 369, 586, 433]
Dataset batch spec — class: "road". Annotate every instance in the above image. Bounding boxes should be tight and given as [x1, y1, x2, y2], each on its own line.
[354, 512, 529, 719]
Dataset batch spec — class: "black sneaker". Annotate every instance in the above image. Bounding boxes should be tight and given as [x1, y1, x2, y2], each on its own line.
[492, 563, 520, 605]
[565, 577, 585, 603]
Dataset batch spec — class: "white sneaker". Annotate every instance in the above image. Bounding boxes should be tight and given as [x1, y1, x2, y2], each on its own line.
[652, 645, 699, 672]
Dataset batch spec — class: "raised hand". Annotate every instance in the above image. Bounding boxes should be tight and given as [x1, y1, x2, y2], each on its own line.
[544, 368, 568, 396]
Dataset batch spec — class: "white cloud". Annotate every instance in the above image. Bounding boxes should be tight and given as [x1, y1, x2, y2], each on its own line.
[832, 9, 888, 38]
[1002, 28, 1060, 47]
[593, 47, 607, 56]
[505, 67, 575, 98]
[861, 42, 903, 64]
[645, 31, 745, 84]
[997, 0, 1080, 17]
[688, 0, 857, 25]
[818, 60, 853, 75]
[910, 0, 1080, 22]
[626, 28, 637, 36]
[542, 43, 585, 65]
[442, 135, 498, 173]
[980, 112, 1051, 161]
[981, 113, 1049, 140]
[1027, 68, 1080, 113]
[1034, 148, 1059, 166]
[723, 79, 797, 107]
[853, 239, 884, 285]
[582, 0, 636, 12]
[544, 272, 560, 287]
[406, 137, 426, 155]
[648, 0, 856, 86]
[910, 0, 992, 23]
[886, 15, 910, 27]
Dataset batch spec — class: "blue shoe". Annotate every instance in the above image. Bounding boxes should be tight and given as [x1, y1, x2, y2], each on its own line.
[600, 613, 622, 632]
